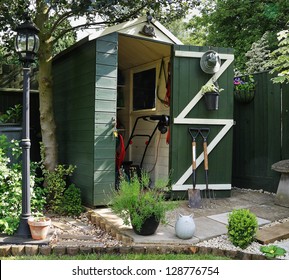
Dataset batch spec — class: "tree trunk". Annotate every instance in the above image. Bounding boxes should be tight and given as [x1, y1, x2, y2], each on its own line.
[38, 39, 58, 171]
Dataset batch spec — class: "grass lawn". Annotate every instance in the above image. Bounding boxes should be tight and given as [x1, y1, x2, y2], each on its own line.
[1, 253, 231, 260]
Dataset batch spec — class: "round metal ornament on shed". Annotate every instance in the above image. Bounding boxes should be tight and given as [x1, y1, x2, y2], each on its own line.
[200, 50, 221, 74]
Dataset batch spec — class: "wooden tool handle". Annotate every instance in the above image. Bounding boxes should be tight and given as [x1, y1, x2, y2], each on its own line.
[203, 142, 208, 170]
[192, 142, 196, 170]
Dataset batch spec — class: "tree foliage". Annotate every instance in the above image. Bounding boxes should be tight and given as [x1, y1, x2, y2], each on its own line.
[0, 0, 199, 171]
[190, 0, 289, 72]
[244, 32, 271, 75]
[267, 28, 289, 84]
[0, 0, 198, 60]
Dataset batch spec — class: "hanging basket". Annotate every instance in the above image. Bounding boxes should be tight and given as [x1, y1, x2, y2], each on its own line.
[203, 92, 219, 110]
[234, 90, 255, 104]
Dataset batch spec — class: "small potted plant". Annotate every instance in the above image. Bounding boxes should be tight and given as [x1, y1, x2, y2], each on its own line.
[109, 171, 177, 235]
[233, 75, 256, 104]
[200, 81, 224, 110]
[28, 215, 51, 240]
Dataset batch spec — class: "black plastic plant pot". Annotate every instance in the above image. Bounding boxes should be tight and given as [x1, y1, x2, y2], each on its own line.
[131, 214, 160, 236]
[204, 92, 219, 110]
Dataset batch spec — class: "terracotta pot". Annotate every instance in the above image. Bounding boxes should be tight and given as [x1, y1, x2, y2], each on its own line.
[28, 217, 51, 240]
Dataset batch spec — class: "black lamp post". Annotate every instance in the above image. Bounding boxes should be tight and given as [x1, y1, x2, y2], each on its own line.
[14, 19, 39, 238]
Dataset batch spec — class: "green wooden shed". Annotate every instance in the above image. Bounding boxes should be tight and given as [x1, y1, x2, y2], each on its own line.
[53, 16, 234, 207]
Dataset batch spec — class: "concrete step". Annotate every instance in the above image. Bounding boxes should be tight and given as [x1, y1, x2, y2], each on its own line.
[256, 221, 289, 244]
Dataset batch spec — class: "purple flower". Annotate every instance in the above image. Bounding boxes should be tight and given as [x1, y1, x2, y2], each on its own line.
[233, 75, 255, 91]
[234, 77, 241, 85]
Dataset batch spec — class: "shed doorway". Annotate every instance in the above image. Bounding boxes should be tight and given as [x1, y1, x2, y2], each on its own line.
[116, 34, 172, 184]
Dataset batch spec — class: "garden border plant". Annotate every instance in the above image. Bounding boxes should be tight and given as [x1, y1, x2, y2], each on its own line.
[40, 143, 84, 216]
[227, 208, 258, 249]
[0, 135, 46, 235]
[260, 245, 286, 259]
[0, 136, 85, 236]
[0, 104, 22, 124]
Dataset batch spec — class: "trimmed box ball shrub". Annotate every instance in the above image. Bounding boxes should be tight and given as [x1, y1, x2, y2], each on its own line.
[227, 208, 258, 249]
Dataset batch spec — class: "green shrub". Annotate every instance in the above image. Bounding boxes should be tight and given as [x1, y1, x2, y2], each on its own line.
[227, 208, 258, 249]
[42, 164, 75, 213]
[0, 136, 46, 235]
[60, 184, 84, 216]
[40, 143, 76, 213]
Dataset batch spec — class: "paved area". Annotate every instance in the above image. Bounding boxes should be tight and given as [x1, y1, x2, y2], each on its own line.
[93, 188, 289, 246]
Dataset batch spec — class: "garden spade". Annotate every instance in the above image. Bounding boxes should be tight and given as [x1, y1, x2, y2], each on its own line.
[188, 128, 202, 208]
[199, 128, 215, 207]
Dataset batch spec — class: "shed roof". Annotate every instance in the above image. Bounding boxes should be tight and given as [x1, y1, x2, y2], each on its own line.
[54, 16, 182, 66]
[88, 16, 183, 45]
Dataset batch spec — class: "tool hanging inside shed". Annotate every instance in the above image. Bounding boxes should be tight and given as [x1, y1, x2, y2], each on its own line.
[157, 59, 171, 107]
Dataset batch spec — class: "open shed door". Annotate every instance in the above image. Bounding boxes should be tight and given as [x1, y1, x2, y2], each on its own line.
[170, 45, 234, 194]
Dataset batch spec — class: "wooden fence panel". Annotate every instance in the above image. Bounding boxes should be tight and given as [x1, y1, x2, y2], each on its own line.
[232, 72, 282, 192]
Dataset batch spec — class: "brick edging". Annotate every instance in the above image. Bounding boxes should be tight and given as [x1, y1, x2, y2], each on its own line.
[0, 243, 270, 259]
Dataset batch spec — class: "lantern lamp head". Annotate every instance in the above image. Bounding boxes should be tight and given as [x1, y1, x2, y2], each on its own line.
[15, 20, 40, 66]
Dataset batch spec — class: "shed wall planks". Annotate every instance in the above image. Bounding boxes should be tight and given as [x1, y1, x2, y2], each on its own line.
[93, 33, 118, 205]
[53, 40, 96, 206]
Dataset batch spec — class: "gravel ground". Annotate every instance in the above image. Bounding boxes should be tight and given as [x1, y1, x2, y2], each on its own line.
[196, 217, 289, 259]
[48, 213, 123, 248]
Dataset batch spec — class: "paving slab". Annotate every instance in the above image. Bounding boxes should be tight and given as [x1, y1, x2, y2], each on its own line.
[256, 221, 289, 244]
[249, 204, 289, 221]
[94, 208, 130, 230]
[207, 212, 271, 226]
[193, 216, 227, 240]
[58, 234, 99, 240]
[240, 191, 275, 205]
[0, 229, 54, 245]
[64, 218, 96, 232]
[122, 224, 199, 245]
[52, 221, 73, 231]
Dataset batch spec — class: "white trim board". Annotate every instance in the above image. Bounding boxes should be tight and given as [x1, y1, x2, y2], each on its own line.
[172, 184, 231, 191]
